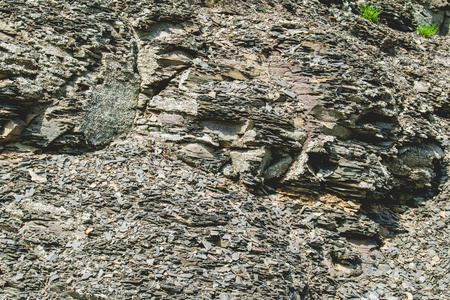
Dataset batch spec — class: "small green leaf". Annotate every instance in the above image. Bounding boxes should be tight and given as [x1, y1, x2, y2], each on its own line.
[360, 3, 382, 24]
[416, 24, 440, 38]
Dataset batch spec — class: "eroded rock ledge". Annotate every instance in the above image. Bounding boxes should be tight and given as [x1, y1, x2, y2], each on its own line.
[1, 0, 449, 203]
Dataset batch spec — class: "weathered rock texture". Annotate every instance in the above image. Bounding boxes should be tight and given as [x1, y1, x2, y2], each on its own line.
[1, 0, 450, 299]
[0, 0, 449, 204]
[1, 134, 450, 300]
[0, 0, 140, 152]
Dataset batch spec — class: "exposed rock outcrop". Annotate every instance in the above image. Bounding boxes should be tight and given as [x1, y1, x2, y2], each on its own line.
[1, 1, 450, 299]
[0, 0, 140, 152]
[0, 0, 449, 204]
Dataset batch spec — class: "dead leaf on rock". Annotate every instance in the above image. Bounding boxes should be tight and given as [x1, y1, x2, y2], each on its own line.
[29, 169, 47, 183]
[440, 211, 446, 218]
[405, 292, 413, 300]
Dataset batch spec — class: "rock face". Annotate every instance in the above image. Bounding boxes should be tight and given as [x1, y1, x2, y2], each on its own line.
[1, 1, 450, 299]
[0, 0, 140, 152]
[3, 137, 450, 300]
[1, 0, 449, 204]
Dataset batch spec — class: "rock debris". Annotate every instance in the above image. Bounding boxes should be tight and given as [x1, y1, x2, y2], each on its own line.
[0, 0, 450, 299]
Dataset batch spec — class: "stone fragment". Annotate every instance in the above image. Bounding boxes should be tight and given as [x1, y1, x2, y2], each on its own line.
[264, 154, 293, 180]
[176, 143, 229, 172]
[28, 170, 47, 183]
[148, 95, 198, 115]
[414, 81, 429, 93]
[229, 147, 271, 178]
[0, 119, 25, 142]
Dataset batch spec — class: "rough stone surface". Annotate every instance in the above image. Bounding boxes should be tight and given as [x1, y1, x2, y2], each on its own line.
[0, 0, 140, 152]
[0, 135, 449, 299]
[0, 0, 449, 202]
[0, 0, 450, 298]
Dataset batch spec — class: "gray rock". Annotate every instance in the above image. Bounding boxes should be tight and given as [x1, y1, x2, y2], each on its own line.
[81, 54, 140, 146]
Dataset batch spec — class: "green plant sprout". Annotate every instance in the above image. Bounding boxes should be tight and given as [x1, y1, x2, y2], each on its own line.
[416, 24, 439, 37]
[360, 3, 382, 24]
[209, 0, 222, 7]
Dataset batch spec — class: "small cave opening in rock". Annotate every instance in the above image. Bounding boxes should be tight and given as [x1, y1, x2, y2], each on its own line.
[435, 104, 450, 119]
[355, 112, 396, 125]
[150, 67, 191, 98]
[307, 152, 339, 177]
[421, 157, 448, 205]
[353, 112, 398, 143]
[353, 131, 388, 144]
[382, 14, 416, 33]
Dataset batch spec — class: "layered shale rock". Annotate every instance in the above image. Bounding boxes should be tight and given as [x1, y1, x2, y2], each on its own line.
[0, 0, 140, 152]
[132, 0, 449, 204]
[1, 1, 450, 299]
[0, 0, 449, 204]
